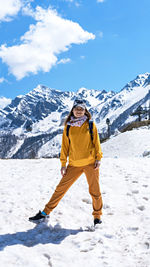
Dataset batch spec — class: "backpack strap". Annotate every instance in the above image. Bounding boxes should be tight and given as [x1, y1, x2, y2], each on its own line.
[89, 120, 93, 143]
[66, 121, 93, 143]
[66, 125, 71, 143]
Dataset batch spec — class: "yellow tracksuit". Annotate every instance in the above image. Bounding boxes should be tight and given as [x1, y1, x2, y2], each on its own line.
[44, 120, 103, 218]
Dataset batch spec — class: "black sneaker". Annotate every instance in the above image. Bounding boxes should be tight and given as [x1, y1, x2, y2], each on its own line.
[94, 218, 102, 226]
[29, 210, 46, 223]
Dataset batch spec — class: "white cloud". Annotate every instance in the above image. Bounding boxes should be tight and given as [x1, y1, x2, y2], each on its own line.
[64, 0, 81, 7]
[21, 2, 35, 17]
[0, 6, 95, 79]
[0, 0, 22, 21]
[0, 97, 11, 109]
[0, 77, 5, 83]
[75, 2, 81, 8]
[64, 0, 74, 2]
[97, 0, 105, 3]
[57, 58, 71, 64]
[80, 55, 85, 59]
[0, 0, 34, 22]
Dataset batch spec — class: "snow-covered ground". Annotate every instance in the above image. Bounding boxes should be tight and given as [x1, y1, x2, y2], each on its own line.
[0, 128, 150, 267]
[102, 127, 150, 158]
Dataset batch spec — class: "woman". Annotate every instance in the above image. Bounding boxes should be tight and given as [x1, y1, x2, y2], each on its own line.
[29, 99, 103, 226]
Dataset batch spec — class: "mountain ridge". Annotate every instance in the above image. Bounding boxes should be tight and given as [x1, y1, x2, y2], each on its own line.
[0, 73, 150, 158]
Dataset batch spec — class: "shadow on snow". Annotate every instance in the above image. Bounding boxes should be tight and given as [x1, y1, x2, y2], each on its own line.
[0, 223, 83, 251]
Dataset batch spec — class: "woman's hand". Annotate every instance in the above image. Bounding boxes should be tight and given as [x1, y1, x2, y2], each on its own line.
[61, 167, 67, 176]
[94, 160, 101, 170]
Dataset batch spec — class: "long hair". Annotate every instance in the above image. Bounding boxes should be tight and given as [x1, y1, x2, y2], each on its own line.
[64, 107, 92, 125]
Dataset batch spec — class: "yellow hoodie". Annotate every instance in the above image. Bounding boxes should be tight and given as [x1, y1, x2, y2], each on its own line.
[60, 120, 103, 167]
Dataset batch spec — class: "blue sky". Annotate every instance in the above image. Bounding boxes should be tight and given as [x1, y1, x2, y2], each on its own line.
[0, 0, 150, 100]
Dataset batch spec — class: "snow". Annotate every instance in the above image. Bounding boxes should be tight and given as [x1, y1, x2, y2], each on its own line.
[38, 134, 62, 158]
[0, 128, 150, 267]
[0, 97, 11, 109]
[32, 112, 62, 134]
[7, 138, 25, 158]
[102, 127, 150, 158]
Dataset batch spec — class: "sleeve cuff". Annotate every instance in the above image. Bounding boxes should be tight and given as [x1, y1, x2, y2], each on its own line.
[96, 154, 103, 160]
[61, 162, 66, 167]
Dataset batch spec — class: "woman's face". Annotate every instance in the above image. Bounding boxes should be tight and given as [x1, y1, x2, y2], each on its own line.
[73, 106, 85, 118]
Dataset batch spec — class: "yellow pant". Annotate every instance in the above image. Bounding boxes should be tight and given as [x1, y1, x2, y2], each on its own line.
[43, 163, 103, 219]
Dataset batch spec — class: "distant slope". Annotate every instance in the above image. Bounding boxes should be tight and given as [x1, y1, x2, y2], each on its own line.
[102, 127, 150, 158]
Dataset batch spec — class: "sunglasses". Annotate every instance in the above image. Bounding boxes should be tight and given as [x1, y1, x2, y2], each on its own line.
[74, 100, 86, 104]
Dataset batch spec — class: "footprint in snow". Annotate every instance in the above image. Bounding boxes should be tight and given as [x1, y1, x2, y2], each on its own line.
[80, 247, 94, 252]
[82, 198, 92, 204]
[80, 237, 104, 253]
[103, 204, 110, 209]
[126, 192, 132, 196]
[107, 212, 114, 216]
[137, 205, 145, 211]
[104, 234, 114, 239]
[132, 190, 139, 194]
[43, 254, 52, 267]
[144, 242, 150, 249]
[127, 227, 139, 231]
[8, 209, 13, 213]
[143, 197, 149, 201]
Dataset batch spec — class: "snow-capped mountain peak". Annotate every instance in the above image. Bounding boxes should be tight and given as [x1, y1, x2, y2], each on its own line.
[0, 73, 150, 159]
[76, 87, 99, 97]
[122, 72, 150, 91]
[0, 96, 12, 109]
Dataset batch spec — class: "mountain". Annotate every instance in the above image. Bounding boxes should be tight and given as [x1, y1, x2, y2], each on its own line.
[0, 96, 11, 109]
[0, 73, 150, 158]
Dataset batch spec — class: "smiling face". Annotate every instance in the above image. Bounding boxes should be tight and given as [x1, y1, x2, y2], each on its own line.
[73, 106, 85, 118]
